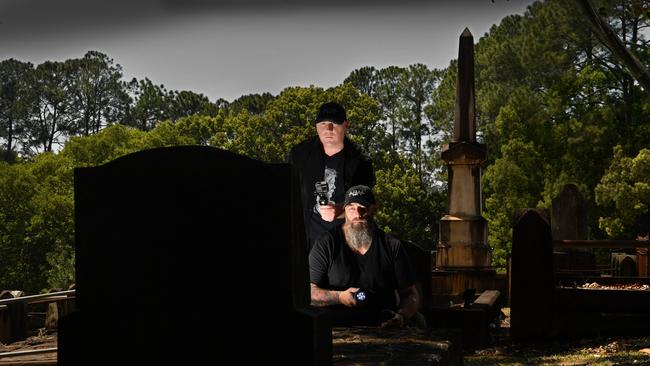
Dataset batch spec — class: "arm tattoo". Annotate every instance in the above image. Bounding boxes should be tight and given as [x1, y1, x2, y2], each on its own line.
[310, 283, 340, 307]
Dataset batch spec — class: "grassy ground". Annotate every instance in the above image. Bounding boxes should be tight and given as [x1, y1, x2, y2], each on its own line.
[465, 309, 650, 366]
[466, 336, 650, 365]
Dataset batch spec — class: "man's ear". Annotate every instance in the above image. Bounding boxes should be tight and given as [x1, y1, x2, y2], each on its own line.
[369, 203, 379, 214]
[343, 120, 350, 129]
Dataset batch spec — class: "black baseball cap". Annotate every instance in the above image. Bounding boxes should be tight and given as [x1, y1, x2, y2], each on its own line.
[344, 185, 376, 207]
[315, 102, 347, 124]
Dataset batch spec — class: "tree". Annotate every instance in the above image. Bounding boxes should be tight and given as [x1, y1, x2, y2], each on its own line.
[573, 0, 650, 91]
[397, 64, 440, 185]
[60, 124, 145, 167]
[0, 59, 33, 162]
[343, 66, 377, 96]
[142, 115, 224, 149]
[169, 90, 219, 120]
[0, 151, 74, 293]
[450, 0, 650, 267]
[23, 61, 80, 155]
[227, 93, 275, 115]
[595, 145, 650, 238]
[123, 78, 170, 131]
[67, 51, 129, 136]
[347, 66, 405, 153]
[345, 64, 443, 185]
[373, 159, 445, 249]
[25, 152, 75, 291]
[483, 139, 545, 269]
[0, 161, 37, 290]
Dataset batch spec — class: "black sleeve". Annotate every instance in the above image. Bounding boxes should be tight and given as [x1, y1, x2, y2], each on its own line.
[393, 241, 417, 289]
[309, 234, 331, 286]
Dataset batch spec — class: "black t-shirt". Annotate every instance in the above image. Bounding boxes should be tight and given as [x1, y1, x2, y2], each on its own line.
[308, 150, 345, 242]
[309, 225, 416, 310]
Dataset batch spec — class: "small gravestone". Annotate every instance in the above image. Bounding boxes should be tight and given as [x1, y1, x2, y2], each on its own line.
[58, 146, 330, 365]
[612, 253, 638, 276]
[510, 209, 554, 340]
[551, 184, 594, 270]
[551, 184, 587, 240]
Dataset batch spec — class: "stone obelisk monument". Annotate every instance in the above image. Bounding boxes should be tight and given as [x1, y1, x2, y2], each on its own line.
[436, 28, 491, 269]
[431, 29, 495, 305]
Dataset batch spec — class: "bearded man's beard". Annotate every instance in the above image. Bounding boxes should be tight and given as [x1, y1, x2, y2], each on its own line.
[344, 220, 374, 250]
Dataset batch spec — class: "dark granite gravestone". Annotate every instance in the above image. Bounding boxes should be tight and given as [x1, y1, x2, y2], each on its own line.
[551, 184, 587, 241]
[510, 209, 555, 340]
[58, 146, 331, 365]
[551, 184, 594, 270]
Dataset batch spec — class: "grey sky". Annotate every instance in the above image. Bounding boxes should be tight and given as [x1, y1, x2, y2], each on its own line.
[0, 0, 537, 102]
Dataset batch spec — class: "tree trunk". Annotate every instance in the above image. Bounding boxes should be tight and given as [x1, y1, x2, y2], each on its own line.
[574, 0, 650, 90]
[47, 109, 57, 152]
[5, 117, 13, 162]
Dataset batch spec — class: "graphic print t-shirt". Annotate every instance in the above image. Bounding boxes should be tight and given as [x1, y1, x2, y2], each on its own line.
[309, 149, 345, 243]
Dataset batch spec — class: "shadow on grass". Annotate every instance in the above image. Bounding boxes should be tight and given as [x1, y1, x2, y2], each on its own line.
[465, 336, 650, 366]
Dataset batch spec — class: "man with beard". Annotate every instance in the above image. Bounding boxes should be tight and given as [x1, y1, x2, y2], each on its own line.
[288, 102, 375, 250]
[308, 185, 420, 327]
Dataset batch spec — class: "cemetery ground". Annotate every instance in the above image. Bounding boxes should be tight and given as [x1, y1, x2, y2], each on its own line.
[1, 310, 650, 365]
[465, 308, 650, 366]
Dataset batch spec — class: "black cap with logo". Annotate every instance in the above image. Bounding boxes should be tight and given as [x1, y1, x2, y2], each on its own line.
[344, 185, 375, 207]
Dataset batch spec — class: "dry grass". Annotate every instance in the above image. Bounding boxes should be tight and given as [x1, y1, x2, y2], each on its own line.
[466, 308, 650, 366]
[467, 338, 650, 365]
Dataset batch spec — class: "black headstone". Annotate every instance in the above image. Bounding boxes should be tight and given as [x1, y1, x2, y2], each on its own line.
[58, 146, 330, 365]
[510, 208, 555, 340]
[551, 184, 594, 270]
[551, 184, 587, 240]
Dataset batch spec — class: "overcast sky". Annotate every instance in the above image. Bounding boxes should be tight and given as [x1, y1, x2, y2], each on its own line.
[0, 0, 537, 102]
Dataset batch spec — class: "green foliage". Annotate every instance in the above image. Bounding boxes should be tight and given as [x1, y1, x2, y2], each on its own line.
[374, 158, 445, 249]
[483, 139, 544, 268]
[0, 152, 75, 293]
[61, 124, 146, 167]
[141, 115, 222, 149]
[1, 0, 649, 287]
[345, 64, 442, 185]
[67, 51, 129, 136]
[227, 93, 274, 115]
[0, 162, 37, 290]
[0, 59, 32, 162]
[459, 0, 650, 268]
[218, 84, 380, 163]
[596, 146, 650, 238]
[123, 78, 170, 131]
[169, 90, 219, 120]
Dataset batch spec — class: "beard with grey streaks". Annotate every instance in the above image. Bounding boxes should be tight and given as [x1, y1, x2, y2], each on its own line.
[344, 219, 374, 250]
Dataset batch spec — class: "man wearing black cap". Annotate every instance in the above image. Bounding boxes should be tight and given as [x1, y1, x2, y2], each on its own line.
[308, 185, 421, 328]
[289, 102, 375, 250]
